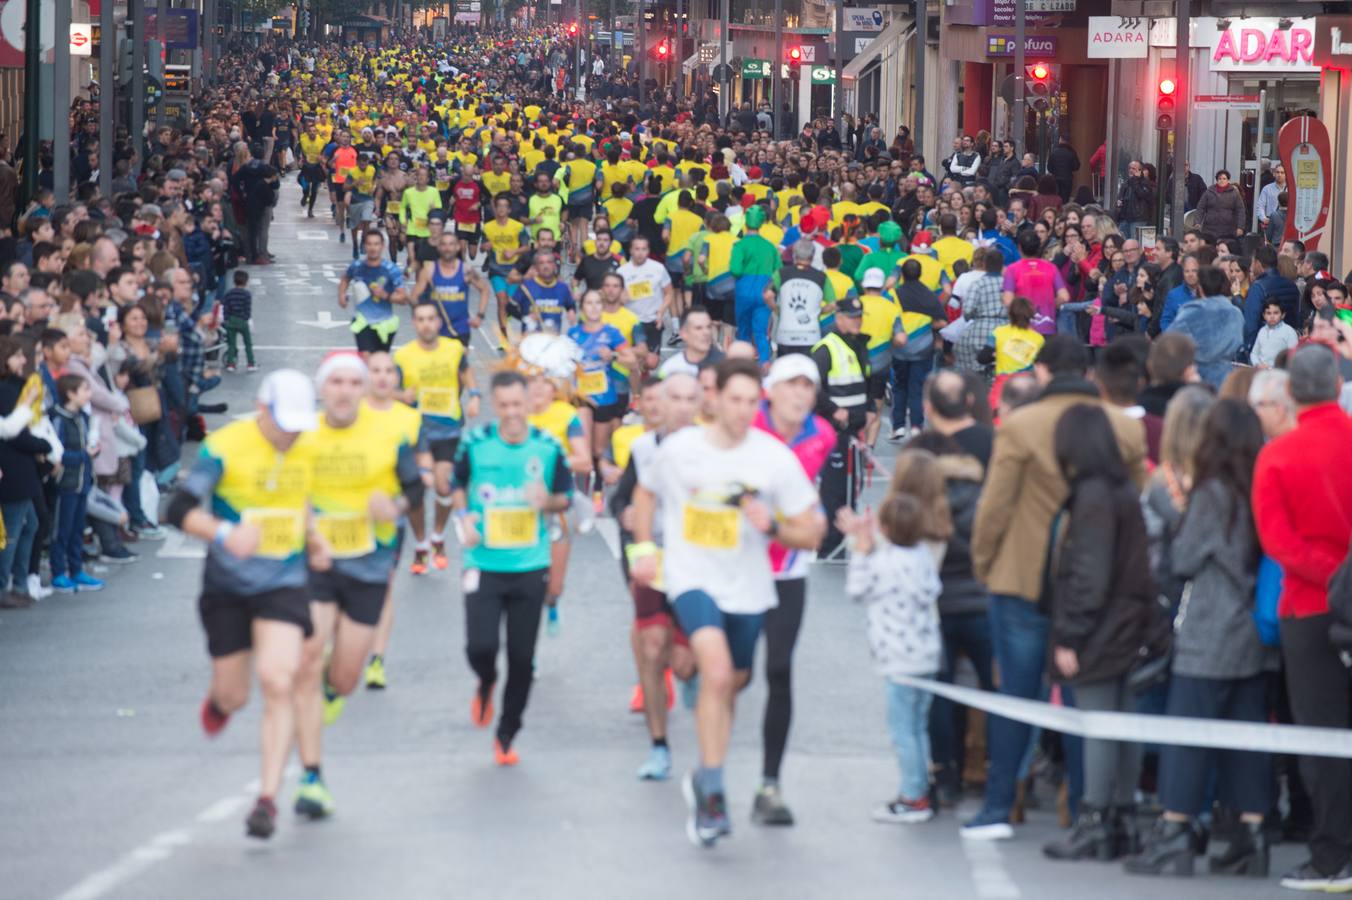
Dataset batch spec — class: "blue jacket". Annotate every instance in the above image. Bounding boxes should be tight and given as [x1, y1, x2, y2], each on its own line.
[1167, 295, 1245, 389]
[49, 405, 92, 494]
[1158, 282, 1195, 332]
[1242, 270, 1301, 351]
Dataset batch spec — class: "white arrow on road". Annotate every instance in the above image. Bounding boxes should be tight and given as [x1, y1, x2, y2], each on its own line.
[295, 310, 349, 329]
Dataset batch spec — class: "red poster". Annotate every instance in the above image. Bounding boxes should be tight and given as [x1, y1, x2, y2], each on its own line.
[1279, 116, 1333, 251]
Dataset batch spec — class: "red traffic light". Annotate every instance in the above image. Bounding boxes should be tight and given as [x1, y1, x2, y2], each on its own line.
[656, 42, 668, 58]
[568, 22, 578, 35]
[1030, 63, 1048, 80]
[1158, 78, 1176, 95]
[788, 46, 802, 61]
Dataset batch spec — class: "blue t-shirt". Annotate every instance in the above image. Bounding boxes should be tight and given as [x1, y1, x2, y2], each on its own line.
[567, 322, 627, 406]
[345, 258, 405, 323]
[513, 278, 575, 333]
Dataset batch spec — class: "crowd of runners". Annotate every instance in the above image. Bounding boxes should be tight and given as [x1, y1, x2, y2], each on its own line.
[10, 20, 1352, 895]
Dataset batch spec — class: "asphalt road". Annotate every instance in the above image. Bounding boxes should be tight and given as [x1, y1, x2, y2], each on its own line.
[1, 178, 1303, 900]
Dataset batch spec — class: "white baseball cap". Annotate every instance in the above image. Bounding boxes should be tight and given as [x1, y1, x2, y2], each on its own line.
[862, 269, 886, 289]
[765, 353, 821, 388]
[257, 369, 318, 433]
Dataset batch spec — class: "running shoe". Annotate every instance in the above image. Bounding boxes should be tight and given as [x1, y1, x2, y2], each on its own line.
[133, 524, 167, 540]
[99, 547, 138, 565]
[364, 655, 386, 690]
[74, 572, 105, 592]
[637, 745, 672, 781]
[873, 796, 934, 824]
[225, 363, 237, 373]
[247, 364, 260, 373]
[471, 683, 494, 728]
[294, 775, 336, 819]
[628, 683, 644, 713]
[322, 679, 346, 726]
[752, 785, 796, 826]
[682, 772, 730, 847]
[200, 697, 230, 736]
[493, 738, 519, 766]
[51, 574, 76, 594]
[246, 797, 277, 839]
[431, 540, 449, 570]
[546, 604, 561, 637]
[26, 574, 51, 599]
[962, 809, 1015, 840]
[410, 549, 429, 575]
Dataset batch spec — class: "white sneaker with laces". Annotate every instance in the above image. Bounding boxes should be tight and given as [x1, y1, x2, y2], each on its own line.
[27, 574, 51, 600]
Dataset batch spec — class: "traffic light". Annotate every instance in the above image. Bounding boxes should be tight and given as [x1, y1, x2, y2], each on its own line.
[650, 40, 669, 61]
[1156, 77, 1177, 131]
[787, 45, 802, 79]
[568, 22, 578, 38]
[1026, 62, 1051, 112]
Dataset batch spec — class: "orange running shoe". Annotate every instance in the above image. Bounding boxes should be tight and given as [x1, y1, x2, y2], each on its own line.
[494, 738, 519, 766]
[410, 549, 429, 575]
[432, 540, 449, 570]
[471, 684, 494, 728]
[629, 683, 645, 713]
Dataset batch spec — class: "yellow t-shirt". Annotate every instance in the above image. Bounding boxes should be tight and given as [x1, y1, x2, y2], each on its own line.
[393, 337, 468, 422]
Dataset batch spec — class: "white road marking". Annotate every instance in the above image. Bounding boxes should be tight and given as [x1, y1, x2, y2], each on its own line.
[194, 796, 249, 824]
[962, 836, 1022, 899]
[297, 230, 331, 240]
[295, 310, 349, 329]
[594, 518, 621, 560]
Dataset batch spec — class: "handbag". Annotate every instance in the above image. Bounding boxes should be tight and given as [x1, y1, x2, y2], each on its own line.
[1128, 585, 1178, 694]
[127, 385, 162, 425]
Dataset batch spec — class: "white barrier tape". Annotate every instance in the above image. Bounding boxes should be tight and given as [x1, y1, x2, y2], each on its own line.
[894, 675, 1352, 759]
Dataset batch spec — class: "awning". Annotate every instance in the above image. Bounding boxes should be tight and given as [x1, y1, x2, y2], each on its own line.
[843, 17, 913, 82]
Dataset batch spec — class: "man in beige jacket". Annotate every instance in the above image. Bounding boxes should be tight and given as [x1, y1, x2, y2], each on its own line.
[962, 335, 1147, 841]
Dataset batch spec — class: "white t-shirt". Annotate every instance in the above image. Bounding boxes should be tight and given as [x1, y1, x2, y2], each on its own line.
[640, 425, 819, 615]
[618, 259, 671, 323]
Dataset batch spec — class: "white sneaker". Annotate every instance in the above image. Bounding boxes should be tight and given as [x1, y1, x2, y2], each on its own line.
[27, 574, 51, 600]
[961, 821, 1014, 841]
[890, 426, 909, 442]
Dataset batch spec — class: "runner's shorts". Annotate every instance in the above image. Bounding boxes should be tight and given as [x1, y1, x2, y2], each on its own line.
[199, 585, 312, 658]
[430, 436, 460, 463]
[349, 198, 376, 225]
[310, 567, 387, 626]
[632, 584, 690, 646]
[456, 222, 482, 243]
[592, 397, 627, 423]
[671, 589, 764, 671]
[354, 325, 396, 353]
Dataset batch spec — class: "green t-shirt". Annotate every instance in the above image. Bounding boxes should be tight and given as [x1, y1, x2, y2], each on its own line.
[853, 247, 903, 284]
[528, 192, 564, 241]
[452, 424, 573, 573]
[729, 232, 782, 278]
[401, 186, 442, 238]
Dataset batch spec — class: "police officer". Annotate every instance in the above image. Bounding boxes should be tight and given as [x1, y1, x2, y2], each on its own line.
[810, 295, 870, 556]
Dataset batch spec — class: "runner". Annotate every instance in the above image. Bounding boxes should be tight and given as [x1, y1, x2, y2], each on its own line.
[376, 152, 410, 264]
[393, 300, 480, 574]
[524, 366, 592, 634]
[611, 374, 700, 777]
[360, 352, 432, 690]
[599, 271, 650, 388]
[558, 144, 597, 264]
[329, 131, 358, 241]
[401, 166, 443, 266]
[338, 230, 408, 354]
[165, 370, 318, 840]
[657, 305, 726, 379]
[289, 352, 425, 819]
[617, 236, 674, 362]
[567, 289, 635, 509]
[410, 230, 492, 345]
[343, 151, 380, 257]
[482, 196, 532, 347]
[751, 355, 836, 825]
[450, 162, 484, 263]
[510, 249, 576, 335]
[299, 119, 329, 218]
[452, 370, 574, 765]
[630, 358, 824, 847]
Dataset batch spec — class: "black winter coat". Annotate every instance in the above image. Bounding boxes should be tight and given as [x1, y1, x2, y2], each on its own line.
[0, 377, 51, 504]
[1049, 474, 1160, 685]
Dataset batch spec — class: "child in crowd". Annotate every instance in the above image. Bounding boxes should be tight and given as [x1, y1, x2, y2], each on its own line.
[981, 295, 1045, 410]
[1250, 299, 1299, 368]
[48, 374, 103, 593]
[222, 269, 257, 372]
[839, 448, 951, 825]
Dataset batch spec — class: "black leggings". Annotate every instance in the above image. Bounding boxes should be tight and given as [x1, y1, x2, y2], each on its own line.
[465, 568, 547, 748]
[762, 578, 806, 781]
[302, 163, 325, 211]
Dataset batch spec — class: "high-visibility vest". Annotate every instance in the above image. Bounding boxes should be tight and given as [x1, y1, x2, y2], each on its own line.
[813, 331, 867, 409]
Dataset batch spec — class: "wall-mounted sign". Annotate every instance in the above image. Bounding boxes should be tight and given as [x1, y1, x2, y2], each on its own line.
[986, 35, 1057, 57]
[1086, 16, 1148, 59]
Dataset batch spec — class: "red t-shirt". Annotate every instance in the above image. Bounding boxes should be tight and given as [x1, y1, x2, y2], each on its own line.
[452, 178, 482, 225]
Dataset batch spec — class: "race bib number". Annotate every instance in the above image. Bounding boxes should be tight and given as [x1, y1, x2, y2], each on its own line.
[682, 504, 740, 551]
[315, 512, 376, 559]
[1003, 337, 1040, 369]
[414, 217, 428, 230]
[485, 506, 539, 549]
[241, 508, 306, 560]
[628, 279, 653, 300]
[578, 369, 607, 397]
[419, 387, 457, 416]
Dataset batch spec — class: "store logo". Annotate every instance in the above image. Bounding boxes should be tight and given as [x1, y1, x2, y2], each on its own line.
[1331, 27, 1352, 56]
[1212, 25, 1313, 66]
